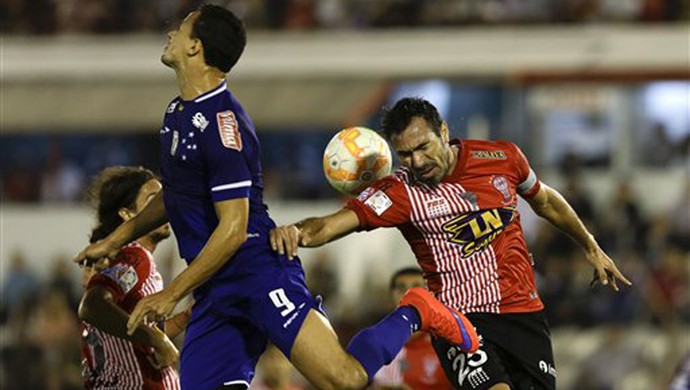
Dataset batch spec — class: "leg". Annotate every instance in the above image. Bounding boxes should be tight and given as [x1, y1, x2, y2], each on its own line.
[258, 265, 476, 389]
[497, 312, 556, 390]
[180, 306, 264, 390]
[288, 293, 478, 390]
[289, 309, 369, 390]
[257, 264, 422, 389]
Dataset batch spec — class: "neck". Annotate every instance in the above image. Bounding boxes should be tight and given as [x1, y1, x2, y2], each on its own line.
[444, 143, 459, 178]
[136, 235, 158, 253]
[174, 62, 226, 101]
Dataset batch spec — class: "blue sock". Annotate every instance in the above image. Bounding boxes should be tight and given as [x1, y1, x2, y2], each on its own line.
[346, 306, 421, 381]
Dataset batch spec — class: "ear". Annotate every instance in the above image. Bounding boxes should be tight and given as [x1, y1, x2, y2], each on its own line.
[118, 207, 134, 222]
[440, 121, 450, 144]
[187, 38, 202, 57]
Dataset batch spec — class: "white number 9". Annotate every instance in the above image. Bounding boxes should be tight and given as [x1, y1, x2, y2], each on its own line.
[268, 288, 296, 317]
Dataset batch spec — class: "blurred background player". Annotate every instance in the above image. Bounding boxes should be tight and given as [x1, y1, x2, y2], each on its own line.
[76, 5, 478, 390]
[78, 166, 187, 389]
[373, 267, 453, 390]
[270, 97, 632, 390]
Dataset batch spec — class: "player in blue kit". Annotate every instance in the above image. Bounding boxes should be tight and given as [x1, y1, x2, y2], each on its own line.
[75, 5, 478, 390]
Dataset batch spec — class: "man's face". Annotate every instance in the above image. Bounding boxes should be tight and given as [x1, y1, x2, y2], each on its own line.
[390, 117, 451, 185]
[132, 179, 171, 242]
[390, 273, 425, 305]
[161, 11, 200, 68]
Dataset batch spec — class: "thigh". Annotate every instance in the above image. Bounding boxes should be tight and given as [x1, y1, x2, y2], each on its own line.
[247, 265, 367, 388]
[289, 309, 367, 390]
[180, 307, 267, 390]
[250, 263, 326, 358]
[500, 312, 556, 390]
[433, 336, 512, 390]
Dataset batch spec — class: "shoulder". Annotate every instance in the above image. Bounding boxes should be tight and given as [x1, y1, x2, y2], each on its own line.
[93, 244, 150, 294]
[391, 166, 415, 186]
[164, 97, 182, 115]
[462, 139, 517, 158]
[114, 243, 152, 268]
[197, 98, 247, 152]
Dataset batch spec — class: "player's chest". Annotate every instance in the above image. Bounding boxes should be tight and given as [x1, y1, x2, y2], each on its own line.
[406, 178, 518, 253]
[410, 174, 518, 218]
[160, 104, 211, 164]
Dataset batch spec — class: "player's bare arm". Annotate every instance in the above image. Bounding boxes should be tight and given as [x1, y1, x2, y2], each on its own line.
[127, 197, 249, 335]
[79, 285, 179, 367]
[524, 182, 632, 291]
[269, 208, 360, 259]
[75, 191, 169, 266]
[164, 302, 192, 339]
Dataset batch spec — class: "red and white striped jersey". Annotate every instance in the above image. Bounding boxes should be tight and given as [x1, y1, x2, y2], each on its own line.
[81, 242, 180, 390]
[347, 140, 544, 314]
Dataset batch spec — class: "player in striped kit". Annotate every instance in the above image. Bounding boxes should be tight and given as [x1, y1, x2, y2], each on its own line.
[270, 97, 631, 390]
[78, 167, 186, 390]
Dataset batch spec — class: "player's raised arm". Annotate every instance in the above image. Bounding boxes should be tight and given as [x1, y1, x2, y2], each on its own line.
[524, 183, 632, 291]
[270, 208, 360, 259]
[75, 191, 169, 266]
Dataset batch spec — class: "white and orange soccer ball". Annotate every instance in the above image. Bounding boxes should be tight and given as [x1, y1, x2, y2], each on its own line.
[323, 126, 392, 196]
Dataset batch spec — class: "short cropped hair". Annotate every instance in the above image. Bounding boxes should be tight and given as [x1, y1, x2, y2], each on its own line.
[389, 267, 424, 290]
[192, 4, 246, 73]
[86, 166, 156, 243]
[381, 97, 443, 139]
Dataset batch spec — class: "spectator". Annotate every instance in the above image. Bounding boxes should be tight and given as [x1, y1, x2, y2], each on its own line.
[1, 250, 39, 323]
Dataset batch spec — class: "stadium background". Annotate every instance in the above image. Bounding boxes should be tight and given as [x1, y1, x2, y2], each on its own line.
[1, 1, 688, 389]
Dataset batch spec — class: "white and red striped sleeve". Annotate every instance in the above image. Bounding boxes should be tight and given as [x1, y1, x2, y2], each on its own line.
[345, 177, 411, 231]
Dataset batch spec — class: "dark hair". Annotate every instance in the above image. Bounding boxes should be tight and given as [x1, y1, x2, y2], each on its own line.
[389, 267, 424, 290]
[381, 97, 443, 139]
[87, 166, 156, 243]
[192, 4, 246, 73]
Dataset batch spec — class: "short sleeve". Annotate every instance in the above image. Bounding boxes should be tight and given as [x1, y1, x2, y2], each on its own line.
[509, 143, 540, 198]
[344, 177, 411, 231]
[202, 109, 252, 202]
[87, 246, 150, 303]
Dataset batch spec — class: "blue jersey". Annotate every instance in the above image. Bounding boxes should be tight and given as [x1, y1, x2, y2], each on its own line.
[159, 81, 321, 389]
[159, 81, 274, 269]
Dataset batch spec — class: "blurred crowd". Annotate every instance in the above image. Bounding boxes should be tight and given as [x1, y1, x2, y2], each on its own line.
[2, 0, 687, 35]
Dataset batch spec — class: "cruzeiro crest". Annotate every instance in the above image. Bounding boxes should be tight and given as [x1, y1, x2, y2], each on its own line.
[441, 207, 516, 258]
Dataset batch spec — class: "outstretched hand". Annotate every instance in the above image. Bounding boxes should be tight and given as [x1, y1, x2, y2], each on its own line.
[127, 290, 178, 336]
[269, 224, 304, 260]
[585, 246, 632, 291]
[74, 239, 121, 270]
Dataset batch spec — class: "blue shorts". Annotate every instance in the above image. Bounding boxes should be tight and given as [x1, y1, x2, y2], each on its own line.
[179, 255, 321, 390]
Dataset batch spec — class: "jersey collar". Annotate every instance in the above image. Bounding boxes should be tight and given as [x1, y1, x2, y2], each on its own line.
[186, 80, 228, 104]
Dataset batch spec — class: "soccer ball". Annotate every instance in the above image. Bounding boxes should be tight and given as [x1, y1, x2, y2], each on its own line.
[323, 126, 392, 196]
